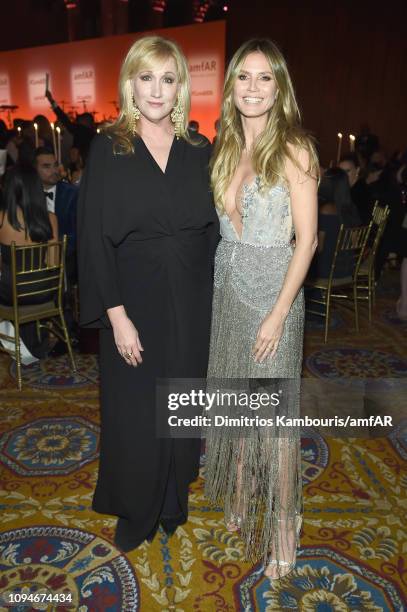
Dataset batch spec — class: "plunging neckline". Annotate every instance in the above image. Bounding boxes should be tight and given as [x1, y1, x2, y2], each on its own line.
[224, 176, 258, 241]
[138, 135, 176, 176]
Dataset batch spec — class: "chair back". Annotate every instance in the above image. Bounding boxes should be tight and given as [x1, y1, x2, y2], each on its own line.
[10, 236, 66, 309]
[329, 223, 372, 283]
[371, 201, 389, 226]
[365, 204, 390, 273]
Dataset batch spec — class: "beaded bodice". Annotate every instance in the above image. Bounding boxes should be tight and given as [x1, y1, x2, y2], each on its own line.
[219, 176, 293, 247]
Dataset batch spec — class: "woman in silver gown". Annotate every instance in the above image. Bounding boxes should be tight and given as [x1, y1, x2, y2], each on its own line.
[204, 39, 319, 580]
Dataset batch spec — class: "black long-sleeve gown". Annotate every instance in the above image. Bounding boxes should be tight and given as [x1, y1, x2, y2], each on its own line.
[78, 133, 219, 549]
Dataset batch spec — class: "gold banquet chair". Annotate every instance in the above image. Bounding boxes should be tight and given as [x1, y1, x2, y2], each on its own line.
[0, 236, 76, 389]
[305, 223, 372, 343]
[356, 203, 390, 321]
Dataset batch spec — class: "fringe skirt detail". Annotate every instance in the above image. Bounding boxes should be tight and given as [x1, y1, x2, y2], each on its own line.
[204, 240, 304, 567]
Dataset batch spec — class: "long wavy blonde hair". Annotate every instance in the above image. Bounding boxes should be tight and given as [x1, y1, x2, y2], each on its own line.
[211, 38, 319, 212]
[104, 35, 191, 154]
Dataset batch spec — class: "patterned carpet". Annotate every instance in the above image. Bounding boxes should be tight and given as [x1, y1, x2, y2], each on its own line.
[0, 276, 406, 611]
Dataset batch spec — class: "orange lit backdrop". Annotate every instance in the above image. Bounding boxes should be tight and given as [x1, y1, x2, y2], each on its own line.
[0, 21, 225, 140]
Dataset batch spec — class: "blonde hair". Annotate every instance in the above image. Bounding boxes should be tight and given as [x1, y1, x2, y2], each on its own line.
[104, 35, 191, 154]
[211, 38, 319, 212]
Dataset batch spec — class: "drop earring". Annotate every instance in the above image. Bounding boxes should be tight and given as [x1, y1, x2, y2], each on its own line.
[170, 96, 184, 140]
[130, 95, 140, 134]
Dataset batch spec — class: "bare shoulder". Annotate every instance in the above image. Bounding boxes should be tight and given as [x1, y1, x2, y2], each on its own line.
[0, 212, 12, 241]
[284, 142, 315, 185]
[0, 209, 7, 229]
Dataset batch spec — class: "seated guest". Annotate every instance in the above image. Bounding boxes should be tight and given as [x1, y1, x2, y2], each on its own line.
[0, 165, 58, 356]
[68, 146, 84, 185]
[339, 154, 360, 188]
[339, 153, 372, 224]
[309, 167, 361, 280]
[364, 161, 404, 278]
[355, 124, 379, 163]
[34, 146, 78, 283]
[370, 149, 387, 170]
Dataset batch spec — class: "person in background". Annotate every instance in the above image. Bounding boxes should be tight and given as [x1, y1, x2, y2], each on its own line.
[68, 146, 85, 185]
[305, 168, 361, 317]
[339, 153, 359, 188]
[339, 153, 371, 224]
[309, 167, 361, 280]
[0, 120, 8, 149]
[0, 120, 14, 173]
[34, 146, 78, 278]
[35, 146, 79, 354]
[6, 120, 24, 164]
[355, 123, 379, 164]
[17, 121, 40, 167]
[187, 119, 210, 144]
[212, 117, 220, 146]
[363, 157, 403, 278]
[0, 165, 58, 357]
[45, 89, 95, 163]
[370, 149, 387, 170]
[33, 114, 54, 150]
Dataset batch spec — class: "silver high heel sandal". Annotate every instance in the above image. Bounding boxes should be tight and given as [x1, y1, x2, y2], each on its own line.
[264, 514, 302, 580]
[225, 512, 243, 532]
[225, 459, 249, 532]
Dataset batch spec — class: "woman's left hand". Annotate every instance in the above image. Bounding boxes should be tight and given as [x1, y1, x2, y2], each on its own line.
[252, 310, 286, 363]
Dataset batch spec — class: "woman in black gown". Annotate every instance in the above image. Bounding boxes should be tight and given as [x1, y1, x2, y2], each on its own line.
[77, 35, 219, 551]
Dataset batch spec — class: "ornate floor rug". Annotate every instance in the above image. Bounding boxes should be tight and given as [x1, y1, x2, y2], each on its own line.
[0, 289, 406, 611]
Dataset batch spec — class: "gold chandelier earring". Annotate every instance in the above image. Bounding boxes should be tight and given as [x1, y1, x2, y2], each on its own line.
[130, 95, 141, 134]
[170, 96, 184, 140]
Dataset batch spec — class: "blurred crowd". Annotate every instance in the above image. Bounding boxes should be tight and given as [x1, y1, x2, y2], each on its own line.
[0, 104, 406, 363]
[0, 90, 95, 357]
[313, 128, 407, 318]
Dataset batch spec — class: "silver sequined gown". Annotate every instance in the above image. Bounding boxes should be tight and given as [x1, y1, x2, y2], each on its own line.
[204, 176, 304, 565]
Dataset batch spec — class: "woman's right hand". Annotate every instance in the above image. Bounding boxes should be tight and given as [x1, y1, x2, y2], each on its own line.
[107, 306, 144, 367]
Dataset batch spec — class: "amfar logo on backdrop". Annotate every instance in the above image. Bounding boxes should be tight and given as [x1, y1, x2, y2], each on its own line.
[0, 74, 11, 106]
[73, 69, 94, 81]
[29, 76, 46, 86]
[71, 65, 95, 106]
[189, 56, 220, 102]
[189, 59, 217, 73]
[28, 72, 50, 108]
